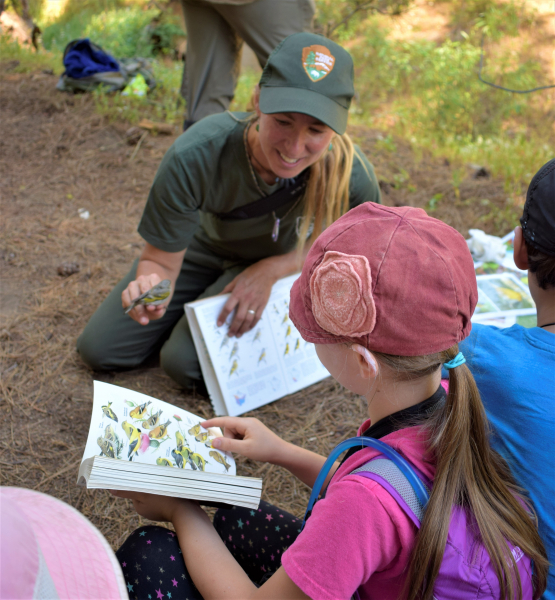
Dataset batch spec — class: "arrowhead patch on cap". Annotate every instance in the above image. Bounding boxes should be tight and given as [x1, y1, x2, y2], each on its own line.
[302, 45, 335, 82]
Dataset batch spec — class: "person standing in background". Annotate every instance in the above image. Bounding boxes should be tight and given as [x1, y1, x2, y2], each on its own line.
[180, 0, 315, 129]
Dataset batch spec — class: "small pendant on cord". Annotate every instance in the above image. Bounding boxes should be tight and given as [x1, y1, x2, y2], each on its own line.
[272, 217, 280, 242]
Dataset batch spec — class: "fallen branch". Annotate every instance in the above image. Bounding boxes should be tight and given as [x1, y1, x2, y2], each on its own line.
[129, 130, 149, 161]
[138, 118, 175, 135]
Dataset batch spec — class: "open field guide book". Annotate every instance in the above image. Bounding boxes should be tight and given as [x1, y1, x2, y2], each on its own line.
[77, 381, 262, 509]
[185, 273, 329, 417]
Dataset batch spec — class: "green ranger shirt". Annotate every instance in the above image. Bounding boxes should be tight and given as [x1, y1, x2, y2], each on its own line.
[138, 111, 381, 262]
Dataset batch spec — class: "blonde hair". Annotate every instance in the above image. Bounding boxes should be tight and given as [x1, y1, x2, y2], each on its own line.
[296, 133, 355, 255]
[373, 346, 548, 600]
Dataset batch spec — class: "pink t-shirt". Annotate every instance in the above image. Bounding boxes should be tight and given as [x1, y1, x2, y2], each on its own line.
[282, 424, 436, 600]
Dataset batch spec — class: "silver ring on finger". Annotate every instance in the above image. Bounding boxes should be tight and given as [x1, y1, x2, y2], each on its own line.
[247, 309, 256, 315]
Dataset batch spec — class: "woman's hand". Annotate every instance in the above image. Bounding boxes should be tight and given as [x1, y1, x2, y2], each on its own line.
[110, 490, 201, 523]
[122, 273, 169, 325]
[217, 259, 279, 337]
[122, 243, 186, 325]
[202, 417, 288, 464]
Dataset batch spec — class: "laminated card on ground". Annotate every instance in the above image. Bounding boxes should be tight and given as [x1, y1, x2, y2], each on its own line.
[78, 381, 262, 509]
[185, 273, 329, 417]
[472, 273, 536, 329]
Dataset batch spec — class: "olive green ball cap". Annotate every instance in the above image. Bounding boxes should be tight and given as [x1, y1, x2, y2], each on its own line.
[258, 33, 355, 135]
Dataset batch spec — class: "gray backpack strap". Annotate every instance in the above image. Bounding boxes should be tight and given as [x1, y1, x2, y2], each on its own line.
[351, 458, 430, 526]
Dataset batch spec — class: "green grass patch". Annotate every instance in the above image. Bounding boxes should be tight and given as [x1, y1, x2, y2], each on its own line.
[92, 59, 184, 125]
[229, 69, 260, 112]
[349, 15, 554, 190]
[42, 4, 184, 58]
[0, 35, 59, 73]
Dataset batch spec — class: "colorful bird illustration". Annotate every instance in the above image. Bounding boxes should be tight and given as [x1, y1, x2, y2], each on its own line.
[149, 419, 171, 440]
[180, 446, 196, 469]
[141, 409, 162, 430]
[130, 400, 151, 420]
[190, 452, 208, 471]
[220, 336, 230, 349]
[285, 325, 292, 338]
[229, 342, 239, 360]
[281, 313, 289, 324]
[104, 424, 116, 441]
[188, 423, 201, 437]
[176, 430, 186, 450]
[258, 349, 266, 364]
[496, 286, 523, 302]
[172, 447, 191, 469]
[284, 343, 290, 356]
[233, 394, 246, 406]
[253, 329, 262, 343]
[209, 451, 231, 472]
[229, 359, 238, 377]
[195, 431, 210, 443]
[295, 338, 300, 351]
[273, 304, 279, 314]
[97, 436, 116, 458]
[156, 457, 173, 468]
[124, 279, 171, 314]
[101, 401, 118, 422]
[122, 421, 142, 461]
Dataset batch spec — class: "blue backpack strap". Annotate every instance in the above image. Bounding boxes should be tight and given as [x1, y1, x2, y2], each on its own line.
[302, 437, 429, 529]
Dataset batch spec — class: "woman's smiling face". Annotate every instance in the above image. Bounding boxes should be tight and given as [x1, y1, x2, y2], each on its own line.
[254, 93, 335, 179]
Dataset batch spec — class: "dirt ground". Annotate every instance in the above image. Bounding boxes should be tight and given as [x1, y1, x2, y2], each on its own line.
[0, 67, 519, 550]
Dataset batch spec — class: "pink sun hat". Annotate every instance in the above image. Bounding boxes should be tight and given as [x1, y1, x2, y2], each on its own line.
[1, 487, 128, 600]
[289, 203, 477, 356]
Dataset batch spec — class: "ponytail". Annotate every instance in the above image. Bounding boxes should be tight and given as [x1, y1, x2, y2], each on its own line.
[295, 133, 355, 255]
[373, 347, 548, 600]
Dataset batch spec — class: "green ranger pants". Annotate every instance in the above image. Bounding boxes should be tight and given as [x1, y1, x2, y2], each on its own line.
[77, 239, 253, 389]
[180, 0, 315, 122]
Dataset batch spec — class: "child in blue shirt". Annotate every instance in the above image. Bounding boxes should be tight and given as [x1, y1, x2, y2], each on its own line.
[459, 158, 555, 598]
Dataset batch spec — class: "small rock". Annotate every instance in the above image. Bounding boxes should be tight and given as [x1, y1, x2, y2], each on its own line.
[473, 166, 490, 179]
[125, 126, 143, 145]
[57, 261, 80, 277]
[78, 208, 90, 220]
[378, 180, 392, 195]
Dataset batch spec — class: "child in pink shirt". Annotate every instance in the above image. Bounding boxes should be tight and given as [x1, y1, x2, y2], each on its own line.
[113, 203, 547, 600]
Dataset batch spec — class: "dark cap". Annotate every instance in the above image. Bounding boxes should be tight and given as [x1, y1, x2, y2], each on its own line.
[520, 158, 555, 257]
[259, 33, 354, 135]
[289, 203, 478, 356]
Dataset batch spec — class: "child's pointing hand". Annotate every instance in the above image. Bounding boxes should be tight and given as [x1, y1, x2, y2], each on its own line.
[202, 417, 287, 464]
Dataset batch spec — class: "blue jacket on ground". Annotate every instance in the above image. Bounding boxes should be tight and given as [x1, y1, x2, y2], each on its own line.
[63, 39, 119, 79]
[458, 323, 555, 599]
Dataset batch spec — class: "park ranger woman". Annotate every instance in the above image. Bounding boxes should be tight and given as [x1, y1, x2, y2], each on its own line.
[77, 32, 381, 391]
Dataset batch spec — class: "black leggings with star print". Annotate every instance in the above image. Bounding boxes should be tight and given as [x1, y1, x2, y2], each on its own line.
[116, 500, 302, 600]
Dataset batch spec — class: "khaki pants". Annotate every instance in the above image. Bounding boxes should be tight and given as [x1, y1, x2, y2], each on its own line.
[76, 238, 253, 389]
[181, 0, 315, 122]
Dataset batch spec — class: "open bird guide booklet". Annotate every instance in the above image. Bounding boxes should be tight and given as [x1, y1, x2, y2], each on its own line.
[185, 273, 329, 418]
[77, 381, 262, 509]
